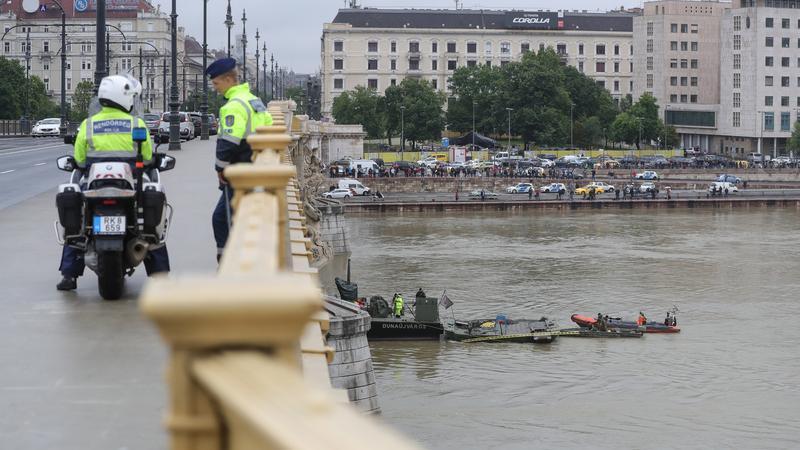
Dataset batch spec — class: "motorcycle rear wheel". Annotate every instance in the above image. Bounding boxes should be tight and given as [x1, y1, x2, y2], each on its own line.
[98, 251, 125, 300]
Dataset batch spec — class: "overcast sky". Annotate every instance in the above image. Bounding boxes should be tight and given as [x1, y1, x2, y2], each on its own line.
[152, 0, 641, 73]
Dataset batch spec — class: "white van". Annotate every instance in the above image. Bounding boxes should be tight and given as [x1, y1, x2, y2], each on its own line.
[349, 159, 380, 175]
[493, 151, 510, 160]
[338, 179, 371, 196]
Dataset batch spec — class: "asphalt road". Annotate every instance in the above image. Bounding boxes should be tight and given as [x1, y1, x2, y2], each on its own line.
[0, 137, 73, 210]
[0, 138, 219, 449]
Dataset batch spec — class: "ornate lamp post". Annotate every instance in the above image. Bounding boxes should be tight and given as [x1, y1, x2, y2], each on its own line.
[168, 0, 181, 150]
[200, 0, 209, 140]
[262, 43, 267, 100]
[254, 29, 260, 97]
[241, 9, 247, 83]
[224, 0, 233, 58]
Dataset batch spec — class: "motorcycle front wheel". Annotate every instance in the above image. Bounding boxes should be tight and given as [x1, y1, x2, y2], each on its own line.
[97, 251, 125, 300]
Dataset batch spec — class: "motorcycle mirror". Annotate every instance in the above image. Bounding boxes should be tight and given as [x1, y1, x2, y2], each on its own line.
[158, 154, 176, 171]
[63, 134, 76, 145]
[56, 155, 75, 172]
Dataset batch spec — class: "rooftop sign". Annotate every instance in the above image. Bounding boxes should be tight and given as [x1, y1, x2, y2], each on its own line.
[504, 11, 564, 30]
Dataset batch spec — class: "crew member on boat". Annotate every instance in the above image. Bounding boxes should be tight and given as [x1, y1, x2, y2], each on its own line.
[416, 287, 426, 298]
[637, 312, 647, 326]
[393, 293, 404, 318]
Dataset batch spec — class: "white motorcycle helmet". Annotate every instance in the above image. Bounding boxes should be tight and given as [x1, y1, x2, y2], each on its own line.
[97, 74, 142, 112]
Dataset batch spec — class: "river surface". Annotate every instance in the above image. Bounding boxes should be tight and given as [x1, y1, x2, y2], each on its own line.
[347, 209, 800, 449]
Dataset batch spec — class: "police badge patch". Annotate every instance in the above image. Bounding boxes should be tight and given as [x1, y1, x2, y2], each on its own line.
[225, 115, 235, 127]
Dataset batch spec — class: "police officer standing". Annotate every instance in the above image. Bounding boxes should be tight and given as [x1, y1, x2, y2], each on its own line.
[205, 58, 273, 261]
[57, 75, 170, 290]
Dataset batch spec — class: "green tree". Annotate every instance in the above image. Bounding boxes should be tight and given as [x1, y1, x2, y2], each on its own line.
[574, 116, 604, 148]
[70, 80, 95, 122]
[0, 57, 28, 119]
[331, 85, 385, 139]
[563, 66, 616, 129]
[394, 78, 446, 148]
[383, 84, 403, 145]
[285, 86, 305, 114]
[609, 112, 639, 147]
[629, 92, 662, 146]
[27, 75, 60, 120]
[787, 122, 800, 153]
[446, 64, 503, 135]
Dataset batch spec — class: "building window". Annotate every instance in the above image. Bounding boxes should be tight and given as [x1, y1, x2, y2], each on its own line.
[66, 78, 71, 90]
[680, 94, 688, 103]
[390, 79, 397, 87]
[733, 73, 741, 88]
[390, 59, 397, 71]
[447, 59, 457, 71]
[670, 94, 678, 102]
[781, 112, 790, 131]
[368, 41, 378, 53]
[647, 40, 653, 53]
[521, 43, 530, 53]
[766, 56, 774, 66]
[613, 62, 619, 72]
[766, 37, 773, 47]
[647, 22, 653, 36]
[500, 60, 510, 67]
[333, 78, 343, 89]
[680, 77, 688, 86]
[691, 42, 698, 51]
[578, 61, 584, 72]
[595, 44, 605, 55]
[43, 77, 49, 91]
[691, 24, 698, 33]
[680, 59, 688, 69]
[646, 57, 653, 70]
[690, 95, 697, 103]
[647, 74, 653, 88]
[766, 18, 774, 28]
[733, 54, 741, 69]
[782, 18, 790, 29]
[43, 41, 50, 52]
[431, 60, 438, 71]
[43, 62, 49, 71]
[485, 41, 492, 55]
[409, 59, 419, 71]
[539, 43, 545, 51]
[557, 43, 567, 55]
[764, 112, 774, 130]
[733, 92, 741, 108]
[765, 76, 774, 87]
[671, 23, 678, 33]
[431, 41, 438, 53]
[467, 60, 477, 68]
[765, 96, 774, 106]
[614, 80, 619, 92]
[681, 41, 688, 51]
[781, 96, 790, 107]
[782, 57, 790, 67]
[782, 76, 790, 87]
[431, 79, 437, 89]
[500, 42, 511, 55]
[409, 41, 420, 53]
[613, 44, 619, 55]
[670, 41, 678, 51]
[367, 79, 378, 90]
[467, 42, 477, 54]
[734, 16, 741, 31]
[690, 77, 698, 87]
[733, 111, 741, 127]
[391, 41, 397, 53]
[596, 80, 605, 89]
[334, 41, 343, 52]
[595, 62, 605, 72]
[733, 35, 741, 50]
[485, 61, 491, 68]
[680, 24, 688, 33]
[2, 42, 8, 53]
[578, 43, 584, 55]
[691, 59, 698, 69]
[670, 76, 678, 86]
[782, 37, 790, 48]
[447, 42, 456, 53]
[333, 59, 343, 70]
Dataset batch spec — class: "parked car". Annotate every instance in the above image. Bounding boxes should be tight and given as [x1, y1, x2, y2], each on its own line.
[322, 188, 352, 199]
[590, 181, 615, 192]
[708, 181, 738, 194]
[468, 190, 499, 200]
[143, 113, 161, 135]
[575, 183, 610, 196]
[157, 112, 195, 142]
[506, 183, 533, 194]
[717, 174, 742, 184]
[639, 182, 658, 194]
[417, 156, 440, 167]
[636, 170, 660, 180]
[31, 118, 61, 137]
[338, 178, 371, 196]
[540, 183, 566, 194]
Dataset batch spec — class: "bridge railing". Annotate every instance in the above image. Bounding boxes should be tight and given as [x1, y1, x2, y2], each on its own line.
[140, 101, 419, 450]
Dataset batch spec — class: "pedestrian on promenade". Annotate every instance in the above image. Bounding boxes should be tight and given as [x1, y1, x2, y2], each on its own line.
[534, 186, 540, 200]
[528, 188, 533, 201]
[480, 189, 486, 201]
[615, 189, 620, 200]
[591, 168, 596, 180]
[666, 186, 672, 200]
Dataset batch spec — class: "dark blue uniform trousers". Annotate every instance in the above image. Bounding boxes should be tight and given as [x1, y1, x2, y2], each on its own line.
[212, 186, 234, 256]
[59, 245, 170, 278]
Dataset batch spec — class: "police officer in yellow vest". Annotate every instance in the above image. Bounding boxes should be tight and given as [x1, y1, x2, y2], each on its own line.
[206, 58, 273, 261]
[57, 75, 170, 291]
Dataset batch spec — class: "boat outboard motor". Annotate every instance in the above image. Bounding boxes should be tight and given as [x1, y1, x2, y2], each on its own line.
[368, 296, 391, 318]
[335, 277, 358, 302]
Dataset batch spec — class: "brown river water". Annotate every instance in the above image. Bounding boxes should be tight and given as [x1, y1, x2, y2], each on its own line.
[346, 209, 800, 449]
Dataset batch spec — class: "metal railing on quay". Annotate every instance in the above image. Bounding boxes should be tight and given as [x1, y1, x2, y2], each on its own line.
[140, 101, 419, 450]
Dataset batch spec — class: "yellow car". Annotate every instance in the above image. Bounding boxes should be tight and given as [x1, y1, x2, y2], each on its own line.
[574, 183, 609, 196]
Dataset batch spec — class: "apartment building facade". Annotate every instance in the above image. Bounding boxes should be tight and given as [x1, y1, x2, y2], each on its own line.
[321, 8, 637, 117]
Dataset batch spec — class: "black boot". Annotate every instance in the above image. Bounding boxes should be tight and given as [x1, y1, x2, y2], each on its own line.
[56, 276, 77, 291]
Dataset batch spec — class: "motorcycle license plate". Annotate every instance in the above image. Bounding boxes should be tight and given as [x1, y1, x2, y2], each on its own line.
[93, 216, 126, 235]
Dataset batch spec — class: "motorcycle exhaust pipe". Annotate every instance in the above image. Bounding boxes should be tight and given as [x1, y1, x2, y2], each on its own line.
[126, 238, 150, 267]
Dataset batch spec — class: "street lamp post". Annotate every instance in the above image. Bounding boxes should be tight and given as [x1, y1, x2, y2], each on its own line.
[51, 0, 67, 137]
[241, 10, 247, 83]
[254, 30, 260, 98]
[400, 105, 405, 159]
[270, 54, 275, 99]
[506, 107, 513, 151]
[168, 0, 181, 150]
[94, 0, 107, 93]
[24, 28, 31, 135]
[225, 0, 233, 58]
[200, 0, 209, 140]
[570, 102, 574, 149]
[472, 100, 477, 150]
[262, 44, 267, 100]
[637, 117, 643, 158]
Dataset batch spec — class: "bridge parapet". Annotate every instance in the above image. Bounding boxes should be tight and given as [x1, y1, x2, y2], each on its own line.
[141, 101, 419, 450]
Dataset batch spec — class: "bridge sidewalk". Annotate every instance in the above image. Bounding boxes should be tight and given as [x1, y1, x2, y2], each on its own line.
[0, 138, 220, 449]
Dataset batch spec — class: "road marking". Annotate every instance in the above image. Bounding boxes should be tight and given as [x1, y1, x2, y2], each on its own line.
[0, 143, 67, 157]
[34, 162, 47, 166]
[1, 170, 15, 174]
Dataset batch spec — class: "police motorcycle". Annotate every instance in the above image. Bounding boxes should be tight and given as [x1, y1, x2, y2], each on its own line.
[54, 78, 176, 300]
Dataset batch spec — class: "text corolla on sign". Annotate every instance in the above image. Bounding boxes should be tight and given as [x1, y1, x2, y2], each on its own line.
[505, 11, 564, 30]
